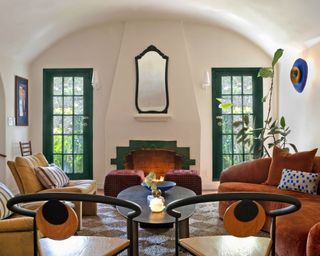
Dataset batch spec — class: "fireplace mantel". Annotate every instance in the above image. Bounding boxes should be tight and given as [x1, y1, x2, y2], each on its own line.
[134, 113, 172, 122]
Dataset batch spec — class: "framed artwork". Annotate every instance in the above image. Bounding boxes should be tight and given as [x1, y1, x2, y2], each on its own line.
[15, 76, 28, 126]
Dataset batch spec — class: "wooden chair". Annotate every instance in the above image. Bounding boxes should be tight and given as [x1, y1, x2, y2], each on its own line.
[7, 192, 141, 256]
[167, 192, 301, 256]
[19, 141, 32, 156]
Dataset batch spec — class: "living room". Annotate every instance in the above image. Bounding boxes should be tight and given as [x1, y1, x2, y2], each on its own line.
[0, 1, 320, 256]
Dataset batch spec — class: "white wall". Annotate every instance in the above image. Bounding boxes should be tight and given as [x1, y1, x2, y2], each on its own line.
[30, 20, 272, 189]
[30, 23, 124, 188]
[0, 54, 29, 191]
[105, 21, 201, 188]
[279, 45, 320, 152]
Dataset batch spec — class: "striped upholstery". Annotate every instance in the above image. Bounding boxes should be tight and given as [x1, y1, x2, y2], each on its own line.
[35, 166, 70, 188]
[0, 182, 14, 219]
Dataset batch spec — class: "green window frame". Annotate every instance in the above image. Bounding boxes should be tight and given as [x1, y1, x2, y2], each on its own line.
[212, 68, 263, 180]
[43, 68, 93, 179]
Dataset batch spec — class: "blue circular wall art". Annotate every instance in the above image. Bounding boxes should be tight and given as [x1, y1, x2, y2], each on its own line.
[290, 58, 308, 93]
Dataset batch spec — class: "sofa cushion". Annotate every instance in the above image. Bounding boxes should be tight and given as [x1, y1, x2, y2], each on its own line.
[278, 169, 320, 195]
[265, 146, 317, 186]
[15, 153, 49, 193]
[0, 182, 14, 219]
[42, 180, 97, 194]
[35, 166, 70, 189]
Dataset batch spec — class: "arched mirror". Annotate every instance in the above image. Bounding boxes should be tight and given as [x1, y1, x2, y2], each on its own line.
[135, 45, 169, 113]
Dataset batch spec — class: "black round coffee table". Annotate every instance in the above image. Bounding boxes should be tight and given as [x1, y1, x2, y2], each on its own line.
[117, 185, 196, 256]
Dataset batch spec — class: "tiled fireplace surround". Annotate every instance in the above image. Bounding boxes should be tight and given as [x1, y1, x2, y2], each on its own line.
[111, 140, 196, 178]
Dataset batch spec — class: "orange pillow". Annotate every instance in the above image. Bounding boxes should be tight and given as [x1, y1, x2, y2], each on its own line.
[265, 146, 318, 186]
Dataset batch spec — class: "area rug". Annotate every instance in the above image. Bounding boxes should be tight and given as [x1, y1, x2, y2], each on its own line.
[78, 202, 268, 256]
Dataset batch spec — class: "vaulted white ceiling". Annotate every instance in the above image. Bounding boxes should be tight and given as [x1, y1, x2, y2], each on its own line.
[1, 0, 319, 62]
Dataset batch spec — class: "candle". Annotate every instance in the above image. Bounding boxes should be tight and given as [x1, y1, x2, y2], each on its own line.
[149, 198, 165, 212]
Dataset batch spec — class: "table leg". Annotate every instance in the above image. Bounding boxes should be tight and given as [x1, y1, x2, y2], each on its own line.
[128, 221, 139, 256]
[178, 218, 189, 238]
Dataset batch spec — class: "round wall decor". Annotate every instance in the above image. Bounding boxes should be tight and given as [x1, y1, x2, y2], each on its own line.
[290, 58, 308, 93]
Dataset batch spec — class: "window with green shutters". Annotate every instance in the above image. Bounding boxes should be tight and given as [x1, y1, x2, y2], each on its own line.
[212, 68, 263, 180]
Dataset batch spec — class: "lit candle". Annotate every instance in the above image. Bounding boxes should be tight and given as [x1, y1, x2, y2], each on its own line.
[149, 198, 165, 212]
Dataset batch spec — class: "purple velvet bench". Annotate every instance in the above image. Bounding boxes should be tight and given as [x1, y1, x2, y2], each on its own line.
[104, 169, 145, 197]
[164, 169, 202, 195]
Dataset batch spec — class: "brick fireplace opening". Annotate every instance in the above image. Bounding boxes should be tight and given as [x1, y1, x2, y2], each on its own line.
[111, 140, 196, 178]
[125, 149, 182, 178]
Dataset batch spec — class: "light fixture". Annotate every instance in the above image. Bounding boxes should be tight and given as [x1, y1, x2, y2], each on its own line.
[201, 71, 211, 89]
[91, 70, 100, 89]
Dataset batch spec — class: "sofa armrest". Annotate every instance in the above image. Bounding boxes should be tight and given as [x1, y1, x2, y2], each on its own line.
[0, 216, 33, 233]
[219, 158, 271, 184]
[307, 222, 320, 256]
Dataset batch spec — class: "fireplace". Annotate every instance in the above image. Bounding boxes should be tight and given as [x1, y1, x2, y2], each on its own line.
[111, 140, 195, 178]
[125, 149, 182, 178]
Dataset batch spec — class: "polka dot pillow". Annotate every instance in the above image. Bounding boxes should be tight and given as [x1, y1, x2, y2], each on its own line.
[278, 169, 320, 195]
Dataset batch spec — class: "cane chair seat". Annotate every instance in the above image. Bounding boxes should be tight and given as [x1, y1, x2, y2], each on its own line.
[179, 236, 271, 256]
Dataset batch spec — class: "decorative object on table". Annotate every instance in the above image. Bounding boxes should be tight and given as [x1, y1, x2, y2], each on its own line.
[290, 58, 308, 93]
[142, 172, 176, 195]
[149, 197, 165, 213]
[15, 75, 28, 126]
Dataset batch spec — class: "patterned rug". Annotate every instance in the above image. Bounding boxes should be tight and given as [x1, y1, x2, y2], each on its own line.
[78, 202, 268, 256]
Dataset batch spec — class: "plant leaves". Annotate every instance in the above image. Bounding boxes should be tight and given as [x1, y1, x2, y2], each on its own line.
[280, 116, 286, 128]
[219, 103, 233, 110]
[272, 48, 284, 67]
[216, 98, 223, 103]
[261, 95, 268, 103]
[233, 121, 243, 128]
[289, 143, 298, 152]
[258, 67, 273, 78]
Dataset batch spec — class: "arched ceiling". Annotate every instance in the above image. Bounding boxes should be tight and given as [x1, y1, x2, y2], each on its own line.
[1, 0, 319, 62]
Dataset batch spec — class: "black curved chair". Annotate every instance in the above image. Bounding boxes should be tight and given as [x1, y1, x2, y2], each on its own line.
[167, 192, 301, 256]
[7, 192, 141, 256]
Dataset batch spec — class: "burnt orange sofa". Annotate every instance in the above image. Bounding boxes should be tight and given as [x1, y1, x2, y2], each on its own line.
[218, 157, 320, 256]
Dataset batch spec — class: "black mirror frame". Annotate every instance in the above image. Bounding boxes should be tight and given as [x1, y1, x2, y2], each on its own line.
[135, 45, 169, 114]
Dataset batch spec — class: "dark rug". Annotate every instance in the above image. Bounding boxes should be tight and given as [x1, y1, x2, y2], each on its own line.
[78, 202, 268, 256]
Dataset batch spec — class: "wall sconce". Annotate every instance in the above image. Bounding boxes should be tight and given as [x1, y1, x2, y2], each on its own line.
[201, 71, 211, 89]
[91, 70, 100, 90]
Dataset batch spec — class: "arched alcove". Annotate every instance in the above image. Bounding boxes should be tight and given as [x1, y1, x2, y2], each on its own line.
[0, 74, 6, 182]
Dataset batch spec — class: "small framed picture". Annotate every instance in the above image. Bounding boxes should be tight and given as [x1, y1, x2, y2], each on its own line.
[15, 76, 28, 126]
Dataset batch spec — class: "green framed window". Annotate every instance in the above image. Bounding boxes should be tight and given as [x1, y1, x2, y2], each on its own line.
[43, 69, 93, 179]
[212, 68, 263, 180]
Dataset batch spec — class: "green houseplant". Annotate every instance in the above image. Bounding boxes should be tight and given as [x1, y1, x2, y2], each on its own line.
[219, 48, 298, 158]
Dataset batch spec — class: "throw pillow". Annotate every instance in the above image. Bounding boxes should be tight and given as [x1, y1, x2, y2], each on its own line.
[278, 169, 320, 195]
[35, 166, 70, 189]
[265, 146, 317, 186]
[0, 182, 14, 219]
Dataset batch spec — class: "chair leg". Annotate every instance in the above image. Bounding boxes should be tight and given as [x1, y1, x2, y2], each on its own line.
[73, 201, 82, 230]
[82, 201, 97, 216]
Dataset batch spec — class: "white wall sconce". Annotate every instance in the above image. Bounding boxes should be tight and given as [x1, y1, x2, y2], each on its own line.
[201, 71, 211, 89]
[91, 70, 100, 90]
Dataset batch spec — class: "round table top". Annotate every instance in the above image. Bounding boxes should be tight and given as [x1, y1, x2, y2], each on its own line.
[117, 185, 196, 225]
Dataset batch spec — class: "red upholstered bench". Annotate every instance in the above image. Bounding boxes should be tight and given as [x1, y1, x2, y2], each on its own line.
[104, 170, 145, 197]
[164, 170, 202, 195]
